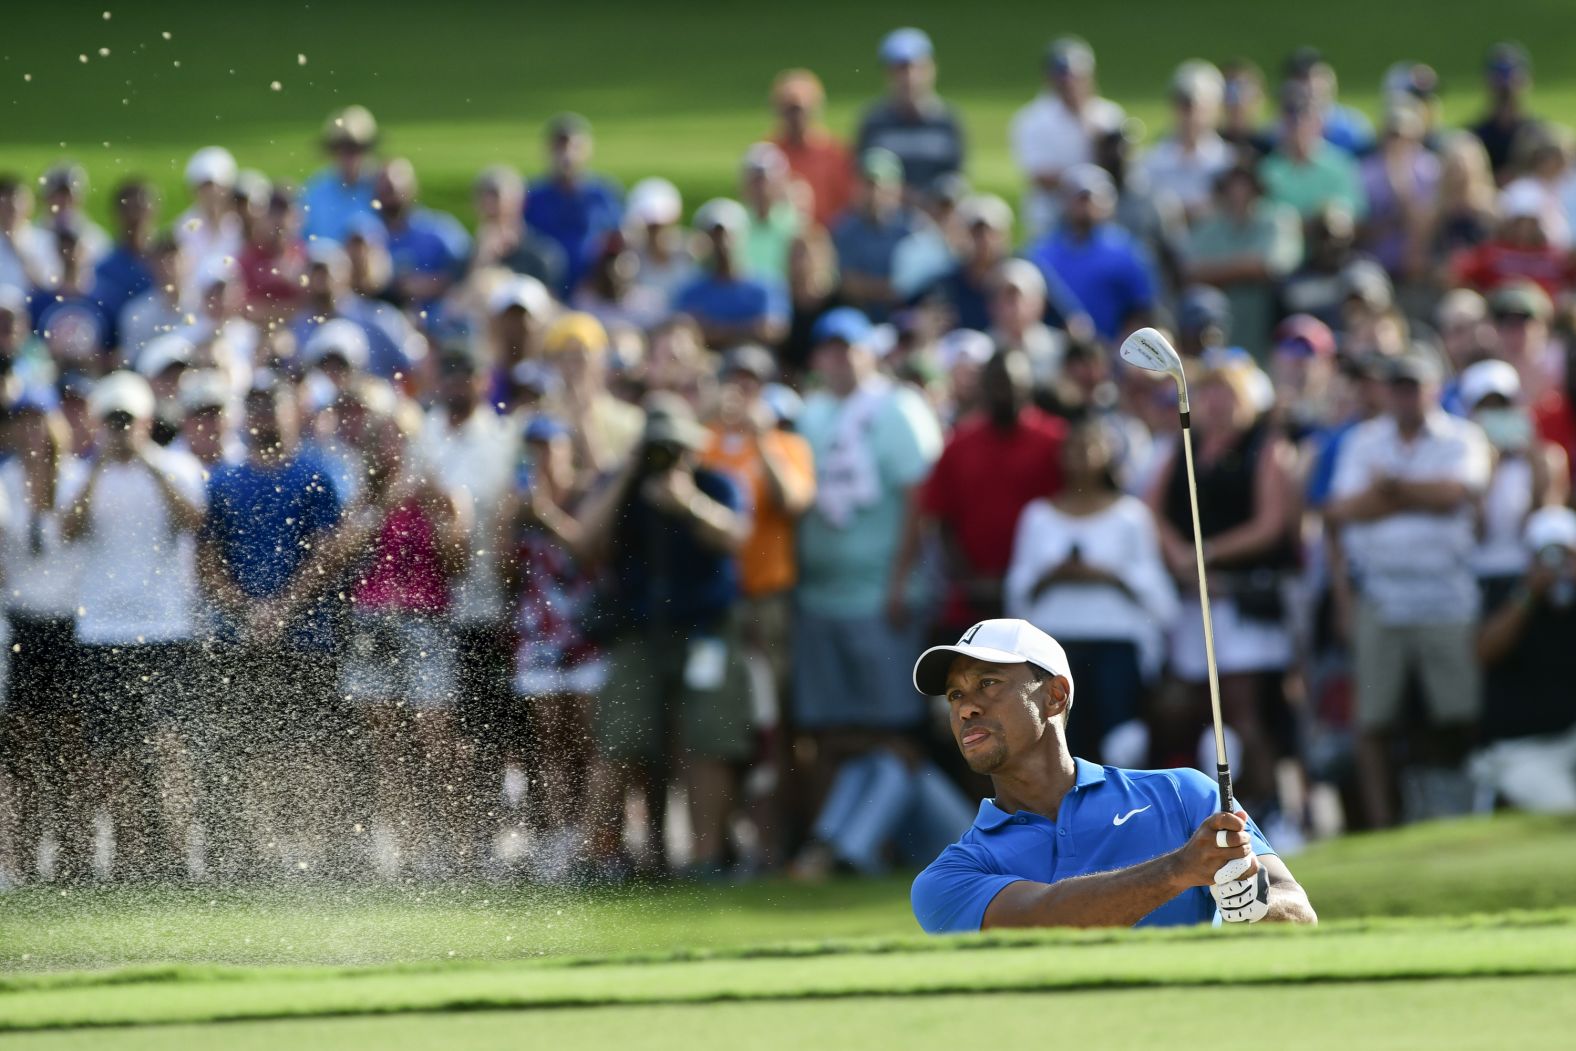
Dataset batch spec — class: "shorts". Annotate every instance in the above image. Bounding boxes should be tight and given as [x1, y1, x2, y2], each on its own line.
[1169, 595, 1292, 682]
[340, 611, 459, 708]
[78, 641, 195, 756]
[597, 619, 753, 764]
[1352, 602, 1479, 731]
[792, 609, 926, 731]
[738, 590, 794, 688]
[3, 614, 80, 720]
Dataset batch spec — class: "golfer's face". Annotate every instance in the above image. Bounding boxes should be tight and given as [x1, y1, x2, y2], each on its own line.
[944, 657, 1045, 775]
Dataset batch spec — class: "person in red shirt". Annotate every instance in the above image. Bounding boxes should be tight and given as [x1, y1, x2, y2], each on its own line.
[887, 347, 1066, 633]
[238, 187, 307, 325]
[769, 69, 855, 229]
[1451, 183, 1576, 299]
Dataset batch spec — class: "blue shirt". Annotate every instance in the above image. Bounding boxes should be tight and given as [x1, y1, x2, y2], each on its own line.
[523, 175, 623, 295]
[384, 208, 471, 284]
[673, 273, 787, 334]
[203, 454, 342, 651]
[93, 246, 153, 346]
[912, 760, 1276, 933]
[299, 170, 379, 244]
[289, 296, 415, 380]
[612, 467, 744, 631]
[1025, 226, 1157, 342]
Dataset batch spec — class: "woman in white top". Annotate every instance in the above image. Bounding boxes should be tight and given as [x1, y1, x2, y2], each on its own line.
[0, 391, 90, 882]
[1005, 419, 1179, 765]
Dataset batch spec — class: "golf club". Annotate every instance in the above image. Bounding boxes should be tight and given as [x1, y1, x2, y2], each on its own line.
[1118, 327, 1236, 851]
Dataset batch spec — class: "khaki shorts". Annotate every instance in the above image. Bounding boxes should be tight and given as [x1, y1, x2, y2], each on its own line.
[1352, 602, 1480, 731]
[597, 617, 754, 764]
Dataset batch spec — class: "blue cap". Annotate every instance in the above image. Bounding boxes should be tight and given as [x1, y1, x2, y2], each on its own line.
[9, 385, 60, 414]
[524, 415, 569, 443]
[812, 307, 874, 347]
[1178, 284, 1233, 336]
[880, 27, 933, 65]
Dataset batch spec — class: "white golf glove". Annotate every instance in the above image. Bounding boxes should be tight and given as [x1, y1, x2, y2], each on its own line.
[1212, 856, 1271, 923]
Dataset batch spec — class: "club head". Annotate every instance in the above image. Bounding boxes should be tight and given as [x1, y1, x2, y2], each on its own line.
[1119, 327, 1189, 412]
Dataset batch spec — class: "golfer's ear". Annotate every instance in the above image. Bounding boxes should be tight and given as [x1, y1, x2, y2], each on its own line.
[1045, 675, 1071, 718]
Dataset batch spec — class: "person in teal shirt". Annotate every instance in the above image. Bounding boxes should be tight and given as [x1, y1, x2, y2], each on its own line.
[740, 143, 803, 284]
[1258, 86, 1365, 223]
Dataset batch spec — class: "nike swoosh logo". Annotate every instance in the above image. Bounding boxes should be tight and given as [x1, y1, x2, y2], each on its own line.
[1112, 805, 1152, 826]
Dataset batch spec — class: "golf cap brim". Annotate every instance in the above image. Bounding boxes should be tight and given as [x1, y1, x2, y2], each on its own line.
[912, 619, 1073, 698]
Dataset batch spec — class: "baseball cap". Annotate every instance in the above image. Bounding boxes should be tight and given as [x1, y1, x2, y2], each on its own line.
[1526, 505, 1576, 552]
[544, 312, 609, 357]
[1339, 260, 1394, 310]
[859, 147, 904, 187]
[1486, 42, 1531, 80]
[1459, 359, 1522, 408]
[1045, 36, 1095, 77]
[642, 392, 708, 450]
[487, 274, 551, 317]
[1273, 314, 1336, 359]
[879, 27, 933, 66]
[185, 146, 237, 190]
[1171, 60, 1224, 108]
[1499, 179, 1546, 221]
[1437, 288, 1488, 329]
[1386, 350, 1442, 385]
[322, 105, 379, 150]
[43, 162, 88, 198]
[179, 369, 230, 413]
[626, 177, 683, 227]
[1489, 280, 1553, 321]
[547, 112, 591, 140]
[89, 371, 156, 421]
[957, 193, 1014, 232]
[997, 259, 1048, 300]
[721, 344, 777, 381]
[135, 334, 197, 378]
[303, 319, 371, 369]
[1178, 285, 1232, 337]
[1061, 163, 1115, 205]
[812, 306, 873, 347]
[306, 240, 352, 278]
[693, 197, 749, 236]
[913, 619, 1074, 699]
[741, 142, 788, 178]
[937, 329, 996, 372]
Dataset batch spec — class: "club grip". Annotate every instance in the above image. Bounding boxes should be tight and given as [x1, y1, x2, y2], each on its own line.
[1216, 764, 1236, 848]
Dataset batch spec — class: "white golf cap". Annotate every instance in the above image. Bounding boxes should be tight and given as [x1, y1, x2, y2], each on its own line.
[1526, 505, 1576, 552]
[693, 197, 749, 236]
[487, 274, 551, 316]
[627, 177, 683, 226]
[913, 619, 1073, 699]
[179, 368, 230, 412]
[185, 146, 238, 189]
[957, 193, 1014, 232]
[303, 318, 370, 368]
[937, 328, 996, 372]
[997, 258, 1047, 300]
[1459, 358, 1522, 408]
[135, 333, 197, 378]
[88, 370, 157, 421]
[1500, 179, 1545, 222]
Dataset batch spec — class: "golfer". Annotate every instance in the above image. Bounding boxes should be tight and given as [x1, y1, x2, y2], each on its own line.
[911, 619, 1316, 931]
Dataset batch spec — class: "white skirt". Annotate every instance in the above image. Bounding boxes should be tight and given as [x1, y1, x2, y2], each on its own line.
[1168, 594, 1292, 681]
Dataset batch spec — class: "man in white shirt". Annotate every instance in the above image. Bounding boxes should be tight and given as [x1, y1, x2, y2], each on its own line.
[1326, 353, 1492, 828]
[1010, 37, 1126, 238]
[61, 372, 208, 881]
[1138, 62, 1234, 220]
[174, 147, 244, 302]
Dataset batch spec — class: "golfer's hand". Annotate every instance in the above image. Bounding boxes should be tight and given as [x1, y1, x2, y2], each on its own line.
[1171, 811, 1259, 889]
[1212, 864, 1272, 924]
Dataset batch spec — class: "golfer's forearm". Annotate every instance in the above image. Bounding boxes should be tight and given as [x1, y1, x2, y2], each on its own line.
[1265, 880, 1318, 924]
[984, 855, 1188, 929]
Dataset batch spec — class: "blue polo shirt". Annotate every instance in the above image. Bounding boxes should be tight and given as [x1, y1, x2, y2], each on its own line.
[673, 273, 787, 334]
[524, 175, 623, 295]
[912, 760, 1275, 933]
[299, 170, 379, 244]
[1024, 226, 1157, 342]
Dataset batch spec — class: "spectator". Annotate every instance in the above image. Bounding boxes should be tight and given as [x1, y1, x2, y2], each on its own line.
[624, 177, 694, 309]
[1268, 314, 1340, 441]
[1451, 182, 1575, 299]
[831, 149, 921, 322]
[1487, 281, 1560, 405]
[1471, 42, 1539, 180]
[988, 259, 1077, 392]
[1096, 122, 1188, 300]
[117, 235, 186, 361]
[1220, 59, 1274, 161]
[197, 374, 348, 878]
[1259, 86, 1366, 224]
[93, 180, 159, 348]
[1383, 61, 1444, 149]
[469, 165, 566, 293]
[1139, 61, 1233, 220]
[769, 70, 855, 228]
[780, 226, 841, 376]
[483, 274, 551, 405]
[291, 243, 423, 381]
[135, 333, 197, 447]
[1279, 204, 1362, 327]
[1024, 164, 1158, 343]
[33, 163, 110, 281]
[0, 176, 53, 292]
[1011, 36, 1125, 238]
[543, 312, 644, 476]
[1471, 506, 1576, 812]
[739, 143, 803, 284]
[577, 395, 752, 878]
[856, 28, 965, 196]
[173, 369, 241, 468]
[1431, 132, 1499, 266]
[1149, 360, 1298, 806]
[1282, 48, 1374, 157]
[1358, 102, 1440, 285]
[674, 199, 788, 349]
[524, 113, 623, 296]
[1326, 352, 1491, 827]
[238, 188, 307, 325]
[917, 193, 1013, 332]
[61, 372, 207, 881]
[892, 172, 969, 301]
[1004, 418, 1179, 764]
[571, 229, 669, 333]
[1184, 165, 1304, 359]
[1501, 128, 1572, 249]
[300, 105, 380, 244]
[0, 388, 90, 881]
[27, 227, 108, 376]
[175, 147, 243, 295]
[374, 158, 471, 316]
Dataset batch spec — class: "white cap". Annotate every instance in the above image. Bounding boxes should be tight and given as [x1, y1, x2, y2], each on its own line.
[195, 254, 240, 290]
[997, 259, 1047, 300]
[741, 141, 789, 178]
[1526, 505, 1576, 552]
[185, 146, 238, 190]
[88, 371, 157, 420]
[1500, 179, 1546, 222]
[937, 329, 996, 372]
[913, 619, 1074, 699]
[1172, 59, 1225, 108]
[487, 274, 551, 316]
[179, 368, 230, 412]
[136, 334, 196, 377]
[627, 177, 682, 227]
[958, 193, 1014, 232]
[1460, 358, 1522, 408]
[693, 197, 749, 236]
[303, 318, 370, 368]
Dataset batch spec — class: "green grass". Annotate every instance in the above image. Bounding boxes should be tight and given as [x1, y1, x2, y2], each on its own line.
[3, 0, 1576, 227]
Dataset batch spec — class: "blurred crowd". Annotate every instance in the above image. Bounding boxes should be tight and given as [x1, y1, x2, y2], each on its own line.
[2, 29, 1575, 888]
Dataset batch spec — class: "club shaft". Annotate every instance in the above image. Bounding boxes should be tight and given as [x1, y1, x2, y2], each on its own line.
[1178, 417, 1234, 814]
